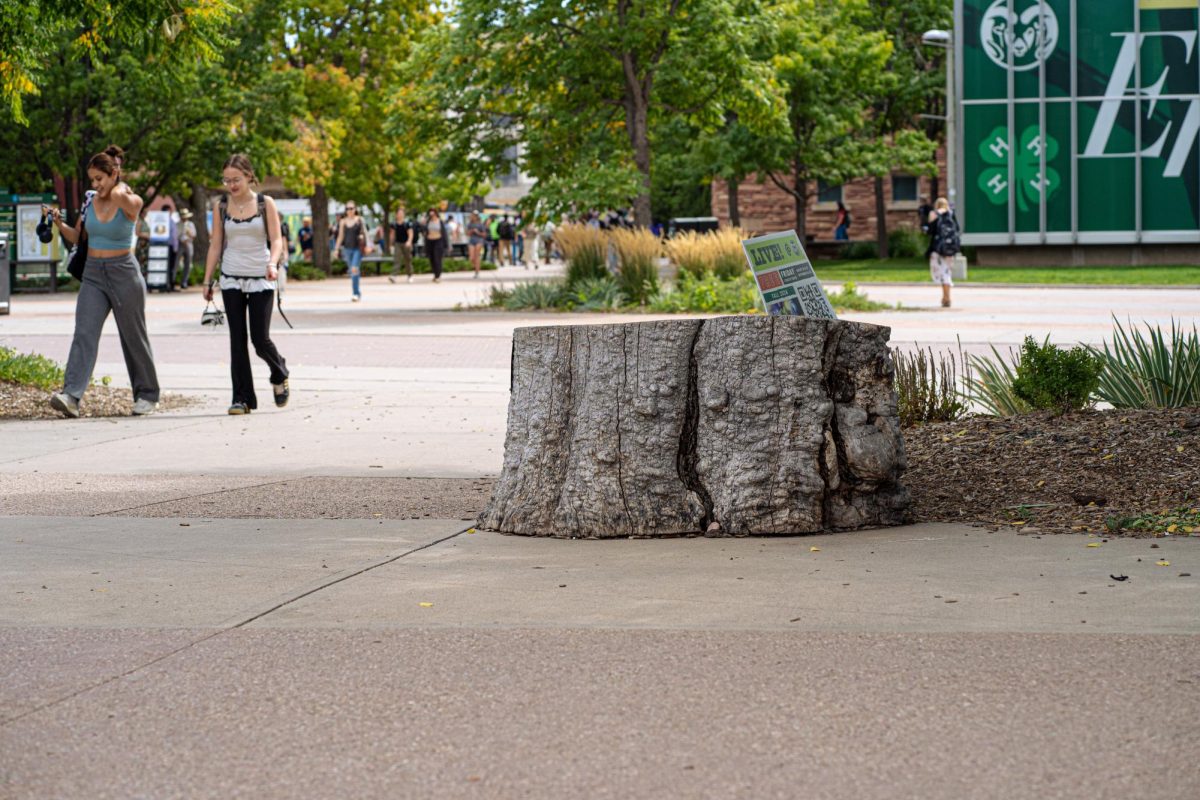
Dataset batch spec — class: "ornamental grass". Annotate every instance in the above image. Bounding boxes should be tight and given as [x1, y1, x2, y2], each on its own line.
[664, 227, 749, 279]
[611, 227, 661, 304]
[553, 223, 609, 287]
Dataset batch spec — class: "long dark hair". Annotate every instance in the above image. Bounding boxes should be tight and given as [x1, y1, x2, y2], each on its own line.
[87, 144, 126, 178]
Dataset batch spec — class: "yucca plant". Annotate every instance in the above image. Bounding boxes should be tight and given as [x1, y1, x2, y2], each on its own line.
[964, 342, 1031, 416]
[1090, 316, 1200, 408]
[566, 276, 627, 311]
[891, 346, 969, 427]
[553, 223, 609, 287]
[611, 227, 661, 305]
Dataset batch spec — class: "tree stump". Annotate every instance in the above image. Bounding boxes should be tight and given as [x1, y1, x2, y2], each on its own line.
[478, 316, 909, 538]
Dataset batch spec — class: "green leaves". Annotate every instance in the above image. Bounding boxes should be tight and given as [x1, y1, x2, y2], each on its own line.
[1011, 336, 1103, 415]
[1091, 317, 1200, 409]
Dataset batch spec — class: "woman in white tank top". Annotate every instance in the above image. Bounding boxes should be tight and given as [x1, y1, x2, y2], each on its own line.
[201, 154, 291, 415]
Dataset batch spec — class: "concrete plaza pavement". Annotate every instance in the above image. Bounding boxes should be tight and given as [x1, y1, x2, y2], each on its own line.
[1, 265, 1198, 798]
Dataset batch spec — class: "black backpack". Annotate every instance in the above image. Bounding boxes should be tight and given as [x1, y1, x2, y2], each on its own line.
[935, 213, 960, 256]
[498, 220, 513, 239]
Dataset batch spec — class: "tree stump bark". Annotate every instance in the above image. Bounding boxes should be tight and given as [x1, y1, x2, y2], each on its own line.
[479, 316, 909, 538]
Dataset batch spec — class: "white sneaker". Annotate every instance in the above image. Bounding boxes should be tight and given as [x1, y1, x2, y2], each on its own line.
[131, 398, 157, 416]
[406, 276, 413, 283]
[50, 391, 80, 418]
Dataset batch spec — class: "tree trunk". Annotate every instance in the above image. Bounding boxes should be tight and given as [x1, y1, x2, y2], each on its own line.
[793, 166, 808, 242]
[311, 183, 331, 274]
[479, 317, 910, 538]
[727, 178, 741, 228]
[874, 176, 889, 259]
[189, 181, 211, 270]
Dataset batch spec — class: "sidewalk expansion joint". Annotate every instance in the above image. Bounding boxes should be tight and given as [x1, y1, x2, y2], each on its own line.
[0, 525, 470, 728]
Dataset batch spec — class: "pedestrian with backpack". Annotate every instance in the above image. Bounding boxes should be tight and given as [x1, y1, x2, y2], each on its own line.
[926, 197, 959, 308]
[201, 154, 290, 415]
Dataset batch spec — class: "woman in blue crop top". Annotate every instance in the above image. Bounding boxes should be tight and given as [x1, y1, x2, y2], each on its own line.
[47, 145, 160, 419]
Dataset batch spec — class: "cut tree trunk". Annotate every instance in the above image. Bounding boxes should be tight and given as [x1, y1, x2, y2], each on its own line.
[311, 183, 331, 274]
[479, 316, 909, 538]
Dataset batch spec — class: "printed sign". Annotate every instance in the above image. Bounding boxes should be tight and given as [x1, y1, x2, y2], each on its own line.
[741, 231, 837, 320]
[16, 204, 63, 262]
[959, 0, 1199, 243]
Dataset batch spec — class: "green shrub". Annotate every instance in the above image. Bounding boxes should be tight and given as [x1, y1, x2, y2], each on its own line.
[965, 343, 1030, 416]
[286, 261, 327, 281]
[0, 346, 65, 391]
[486, 285, 513, 307]
[649, 270, 759, 314]
[712, 254, 747, 281]
[1010, 336, 1103, 414]
[565, 276, 626, 311]
[888, 227, 926, 258]
[503, 281, 567, 310]
[840, 241, 878, 259]
[892, 346, 968, 427]
[1090, 316, 1200, 408]
[826, 281, 893, 312]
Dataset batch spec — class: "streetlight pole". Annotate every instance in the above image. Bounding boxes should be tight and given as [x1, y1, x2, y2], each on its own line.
[922, 29, 955, 208]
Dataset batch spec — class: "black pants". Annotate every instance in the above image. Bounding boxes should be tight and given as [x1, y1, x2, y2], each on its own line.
[222, 288, 288, 409]
[428, 238, 445, 278]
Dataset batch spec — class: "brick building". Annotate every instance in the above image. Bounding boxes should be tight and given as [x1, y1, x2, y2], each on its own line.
[709, 150, 949, 247]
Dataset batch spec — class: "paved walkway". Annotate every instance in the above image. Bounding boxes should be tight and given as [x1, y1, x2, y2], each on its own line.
[1, 266, 1197, 798]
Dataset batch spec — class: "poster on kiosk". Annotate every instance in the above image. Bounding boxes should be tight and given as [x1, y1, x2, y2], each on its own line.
[145, 210, 171, 291]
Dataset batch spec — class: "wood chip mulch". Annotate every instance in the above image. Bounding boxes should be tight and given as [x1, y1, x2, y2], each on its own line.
[0, 381, 198, 420]
[902, 408, 1200, 537]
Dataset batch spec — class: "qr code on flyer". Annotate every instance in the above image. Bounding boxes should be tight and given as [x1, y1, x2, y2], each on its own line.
[798, 283, 834, 319]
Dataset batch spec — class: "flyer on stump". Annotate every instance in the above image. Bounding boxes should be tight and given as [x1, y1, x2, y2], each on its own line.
[741, 230, 837, 320]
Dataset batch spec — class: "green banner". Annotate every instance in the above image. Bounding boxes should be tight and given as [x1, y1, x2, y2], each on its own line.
[959, 0, 1199, 241]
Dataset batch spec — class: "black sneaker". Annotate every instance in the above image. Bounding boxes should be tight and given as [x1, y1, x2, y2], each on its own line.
[228, 402, 250, 415]
[273, 379, 289, 408]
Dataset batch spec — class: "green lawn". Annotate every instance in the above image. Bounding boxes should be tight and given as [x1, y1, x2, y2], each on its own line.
[813, 258, 1200, 286]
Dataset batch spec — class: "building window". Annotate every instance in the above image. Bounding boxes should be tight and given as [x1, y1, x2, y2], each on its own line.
[816, 180, 842, 204]
[892, 174, 919, 202]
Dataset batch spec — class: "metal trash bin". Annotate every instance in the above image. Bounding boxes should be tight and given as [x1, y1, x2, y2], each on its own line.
[0, 233, 10, 315]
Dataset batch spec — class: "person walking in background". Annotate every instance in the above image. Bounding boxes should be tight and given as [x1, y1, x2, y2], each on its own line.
[165, 210, 179, 292]
[926, 197, 959, 308]
[542, 217, 557, 264]
[917, 195, 934, 235]
[423, 207, 448, 283]
[833, 201, 851, 241]
[335, 201, 366, 302]
[201, 154, 290, 415]
[466, 210, 487, 279]
[389, 206, 415, 284]
[522, 217, 540, 269]
[177, 209, 196, 289]
[298, 216, 314, 261]
[487, 214, 502, 264]
[498, 214, 515, 266]
[47, 145, 159, 418]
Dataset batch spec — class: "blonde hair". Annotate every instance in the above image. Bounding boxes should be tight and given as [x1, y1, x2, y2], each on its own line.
[935, 197, 950, 211]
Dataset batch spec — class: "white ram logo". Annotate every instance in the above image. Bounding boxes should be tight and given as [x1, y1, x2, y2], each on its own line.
[981, 0, 1060, 71]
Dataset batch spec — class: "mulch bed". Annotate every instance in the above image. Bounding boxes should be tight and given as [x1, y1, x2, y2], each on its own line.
[0, 381, 197, 419]
[902, 408, 1200, 537]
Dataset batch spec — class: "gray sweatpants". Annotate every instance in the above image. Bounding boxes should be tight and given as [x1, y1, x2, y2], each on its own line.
[63, 253, 160, 402]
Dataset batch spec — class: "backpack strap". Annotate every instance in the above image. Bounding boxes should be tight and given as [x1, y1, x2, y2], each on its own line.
[257, 193, 270, 247]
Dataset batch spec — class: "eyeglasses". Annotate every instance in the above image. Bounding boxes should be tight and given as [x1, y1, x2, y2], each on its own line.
[220, 176, 243, 186]
[346, 206, 357, 211]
